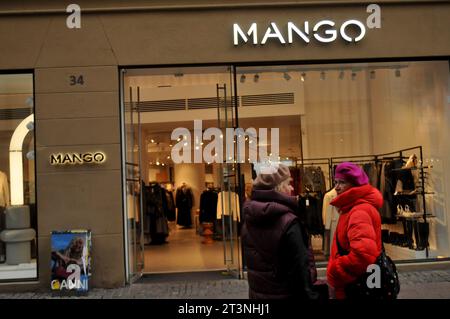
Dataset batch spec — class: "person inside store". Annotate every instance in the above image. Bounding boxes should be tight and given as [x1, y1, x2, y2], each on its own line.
[327, 162, 383, 299]
[241, 162, 319, 299]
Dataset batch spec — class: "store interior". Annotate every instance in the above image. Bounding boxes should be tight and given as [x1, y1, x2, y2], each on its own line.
[123, 60, 450, 275]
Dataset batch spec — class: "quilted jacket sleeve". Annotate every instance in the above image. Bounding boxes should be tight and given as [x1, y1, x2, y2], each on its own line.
[327, 209, 379, 288]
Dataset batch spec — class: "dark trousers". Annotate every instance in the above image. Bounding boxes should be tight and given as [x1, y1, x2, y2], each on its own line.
[400, 219, 429, 250]
[214, 217, 233, 240]
[414, 221, 429, 251]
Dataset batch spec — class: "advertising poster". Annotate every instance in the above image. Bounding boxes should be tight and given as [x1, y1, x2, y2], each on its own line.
[50, 230, 91, 293]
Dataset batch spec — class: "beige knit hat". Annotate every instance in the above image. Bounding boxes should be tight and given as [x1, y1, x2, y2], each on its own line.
[253, 163, 291, 190]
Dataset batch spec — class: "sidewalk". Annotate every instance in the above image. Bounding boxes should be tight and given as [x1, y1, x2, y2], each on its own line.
[0, 269, 449, 299]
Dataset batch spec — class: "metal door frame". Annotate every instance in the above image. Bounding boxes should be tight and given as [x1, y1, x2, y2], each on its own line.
[120, 69, 145, 283]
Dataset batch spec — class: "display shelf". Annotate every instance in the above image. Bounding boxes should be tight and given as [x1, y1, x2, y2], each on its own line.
[0, 260, 37, 280]
[384, 243, 437, 260]
[397, 213, 435, 220]
[394, 191, 435, 196]
[391, 165, 433, 172]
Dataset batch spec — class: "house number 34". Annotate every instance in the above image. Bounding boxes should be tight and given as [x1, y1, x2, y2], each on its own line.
[69, 75, 84, 86]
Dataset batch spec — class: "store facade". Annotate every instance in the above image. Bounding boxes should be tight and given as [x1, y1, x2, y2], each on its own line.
[0, 0, 449, 291]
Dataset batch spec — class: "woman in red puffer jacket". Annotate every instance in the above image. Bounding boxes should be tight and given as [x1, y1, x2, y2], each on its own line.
[327, 162, 383, 299]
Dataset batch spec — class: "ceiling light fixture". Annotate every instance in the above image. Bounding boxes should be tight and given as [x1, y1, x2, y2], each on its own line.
[240, 74, 246, 83]
[300, 72, 306, 82]
[253, 74, 260, 83]
[283, 72, 291, 81]
[370, 70, 376, 79]
[320, 71, 326, 80]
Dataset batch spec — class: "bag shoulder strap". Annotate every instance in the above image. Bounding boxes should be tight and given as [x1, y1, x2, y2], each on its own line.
[335, 234, 348, 256]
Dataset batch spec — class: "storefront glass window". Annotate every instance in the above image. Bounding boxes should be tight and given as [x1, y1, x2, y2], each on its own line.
[0, 73, 37, 280]
[237, 60, 450, 262]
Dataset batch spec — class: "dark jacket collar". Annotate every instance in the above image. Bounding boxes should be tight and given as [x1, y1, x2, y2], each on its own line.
[251, 189, 298, 212]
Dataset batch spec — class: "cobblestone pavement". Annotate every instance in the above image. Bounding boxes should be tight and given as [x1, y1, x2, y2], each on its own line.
[0, 269, 449, 299]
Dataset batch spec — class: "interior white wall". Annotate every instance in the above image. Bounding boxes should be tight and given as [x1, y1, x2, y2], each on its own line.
[302, 70, 373, 158]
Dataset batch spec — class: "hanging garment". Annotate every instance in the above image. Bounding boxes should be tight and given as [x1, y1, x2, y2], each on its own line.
[362, 163, 379, 188]
[176, 185, 193, 227]
[401, 219, 415, 249]
[380, 160, 403, 224]
[216, 191, 241, 222]
[322, 189, 339, 256]
[289, 167, 301, 195]
[0, 171, 10, 208]
[396, 168, 416, 192]
[319, 167, 327, 193]
[301, 167, 326, 194]
[215, 191, 241, 240]
[413, 221, 429, 251]
[199, 189, 218, 223]
[143, 183, 169, 244]
[214, 215, 234, 240]
[164, 190, 176, 222]
[298, 194, 324, 236]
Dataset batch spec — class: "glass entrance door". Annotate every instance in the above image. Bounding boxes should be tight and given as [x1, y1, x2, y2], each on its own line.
[121, 66, 242, 277]
[216, 68, 242, 278]
[121, 70, 145, 282]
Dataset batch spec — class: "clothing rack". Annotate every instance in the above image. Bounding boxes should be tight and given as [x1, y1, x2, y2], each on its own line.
[377, 146, 430, 257]
[329, 146, 430, 258]
[375, 146, 423, 158]
[330, 155, 376, 166]
[329, 146, 424, 173]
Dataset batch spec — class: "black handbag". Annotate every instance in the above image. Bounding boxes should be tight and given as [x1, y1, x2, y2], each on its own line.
[336, 235, 400, 299]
